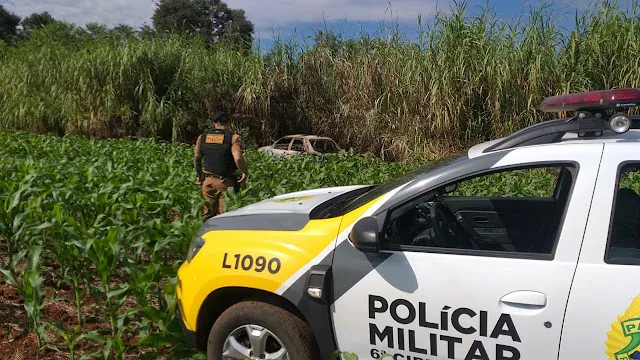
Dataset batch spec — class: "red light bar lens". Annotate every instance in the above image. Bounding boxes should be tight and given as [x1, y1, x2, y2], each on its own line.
[540, 88, 640, 112]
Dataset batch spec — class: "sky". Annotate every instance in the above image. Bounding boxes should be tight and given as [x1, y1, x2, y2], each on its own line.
[0, 0, 611, 51]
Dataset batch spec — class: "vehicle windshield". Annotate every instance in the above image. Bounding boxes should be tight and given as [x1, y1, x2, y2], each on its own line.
[313, 151, 468, 218]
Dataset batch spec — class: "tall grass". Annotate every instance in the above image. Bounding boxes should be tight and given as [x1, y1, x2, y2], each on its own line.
[1, 0, 639, 161]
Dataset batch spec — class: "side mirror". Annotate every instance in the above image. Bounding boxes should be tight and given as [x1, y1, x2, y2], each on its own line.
[348, 216, 380, 253]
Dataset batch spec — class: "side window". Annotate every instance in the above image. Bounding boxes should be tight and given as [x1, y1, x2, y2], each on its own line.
[446, 167, 561, 198]
[606, 163, 640, 264]
[381, 165, 573, 258]
[311, 140, 339, 153]
[273, 138, 291, 150]
[291, 139, 305, 152]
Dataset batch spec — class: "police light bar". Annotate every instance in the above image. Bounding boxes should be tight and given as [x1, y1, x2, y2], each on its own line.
[540, 88, 640, 113]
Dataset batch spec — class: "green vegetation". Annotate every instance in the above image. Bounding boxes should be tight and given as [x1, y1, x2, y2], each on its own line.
[1, 0, 639, 161]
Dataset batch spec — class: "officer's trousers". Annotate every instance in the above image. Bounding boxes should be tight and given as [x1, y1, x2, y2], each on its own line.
[201, 176, 235, 218]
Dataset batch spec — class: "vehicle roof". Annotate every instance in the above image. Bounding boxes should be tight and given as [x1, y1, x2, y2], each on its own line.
[467, 128, 640, 159]
[280, 134, 335, 140]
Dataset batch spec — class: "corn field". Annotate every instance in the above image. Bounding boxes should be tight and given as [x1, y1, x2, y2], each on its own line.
[1, 0, 640, 161]
[0, 131, 409, 359]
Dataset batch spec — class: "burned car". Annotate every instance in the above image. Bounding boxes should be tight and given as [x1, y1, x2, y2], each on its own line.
[258, 134, 342, 157]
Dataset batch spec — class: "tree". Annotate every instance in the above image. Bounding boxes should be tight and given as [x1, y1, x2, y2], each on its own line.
[27, 21, 86, 48]
[137, 23, 158, 39]
[220, 8, 253, 48]
[21, 11, 56, 34]
[0, 5, 20, 42]
[152, 0, 254, 48]
[85, 22, 108, 38]
[110, 24, 136, 39]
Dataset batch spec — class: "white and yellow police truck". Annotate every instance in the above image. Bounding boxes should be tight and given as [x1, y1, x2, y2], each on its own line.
[176, 88, 640, 360]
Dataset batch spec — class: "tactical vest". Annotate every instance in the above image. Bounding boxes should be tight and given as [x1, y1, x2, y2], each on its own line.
[199, 129, 238, 176]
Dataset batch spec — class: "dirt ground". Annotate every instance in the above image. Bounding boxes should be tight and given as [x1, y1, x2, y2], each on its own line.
[0, 282, 183, 360]
[0, 283, 62, 360]
[0, 236, 196, 359]
[0, 251, 106, 359]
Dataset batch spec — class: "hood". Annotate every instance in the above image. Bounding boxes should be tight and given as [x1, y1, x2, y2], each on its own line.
[198, 185, 370, 232]
[215, 185, 369, 218]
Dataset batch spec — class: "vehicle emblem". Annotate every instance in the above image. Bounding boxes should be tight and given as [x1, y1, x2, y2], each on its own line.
[606, 294, 640, 360]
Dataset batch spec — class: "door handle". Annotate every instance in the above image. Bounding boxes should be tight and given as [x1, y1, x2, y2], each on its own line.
[500, 291, 547, 310]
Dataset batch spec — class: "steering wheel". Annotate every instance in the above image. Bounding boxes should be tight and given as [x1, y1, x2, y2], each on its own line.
[386, 202, 439, 246]
[430, 199, 479, 249]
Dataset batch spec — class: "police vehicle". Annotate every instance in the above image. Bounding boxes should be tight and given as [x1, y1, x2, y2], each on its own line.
[177, 88, 640, 360]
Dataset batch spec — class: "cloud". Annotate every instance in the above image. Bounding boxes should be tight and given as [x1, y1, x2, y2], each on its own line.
[8, 0, 156, 28]
[226, 0, 440, 32]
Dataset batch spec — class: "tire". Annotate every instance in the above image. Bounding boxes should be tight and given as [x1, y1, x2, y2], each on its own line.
[207, 300, 321, 360]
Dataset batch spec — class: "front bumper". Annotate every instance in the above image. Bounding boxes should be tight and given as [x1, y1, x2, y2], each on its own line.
[177, 306, 198, 348]
[177, 271, 198, 348]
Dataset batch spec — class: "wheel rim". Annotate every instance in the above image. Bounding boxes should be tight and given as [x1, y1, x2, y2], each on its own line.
[222, 324, 290, 360]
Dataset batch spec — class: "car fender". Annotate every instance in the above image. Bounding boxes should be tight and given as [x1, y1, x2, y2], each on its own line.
[180, 217, 344, 330]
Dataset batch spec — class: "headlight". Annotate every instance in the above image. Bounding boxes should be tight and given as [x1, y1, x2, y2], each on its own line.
[187, 236, 205, 263]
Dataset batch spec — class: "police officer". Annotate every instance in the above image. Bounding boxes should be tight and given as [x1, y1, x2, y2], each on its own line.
[194, 111, 248, 218]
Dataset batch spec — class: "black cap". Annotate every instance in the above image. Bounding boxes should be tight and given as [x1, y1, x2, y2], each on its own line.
[212, 111, 230, 123]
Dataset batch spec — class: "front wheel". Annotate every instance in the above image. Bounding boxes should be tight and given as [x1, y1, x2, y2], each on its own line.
[207, 301, 320, 360]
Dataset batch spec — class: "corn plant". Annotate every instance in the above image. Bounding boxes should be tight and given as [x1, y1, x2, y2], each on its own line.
[23, 245, 45, 356]
[45, 322, 82, 360]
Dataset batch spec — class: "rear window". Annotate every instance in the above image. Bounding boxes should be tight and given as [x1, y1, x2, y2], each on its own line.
[311, 139, 339, 153]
